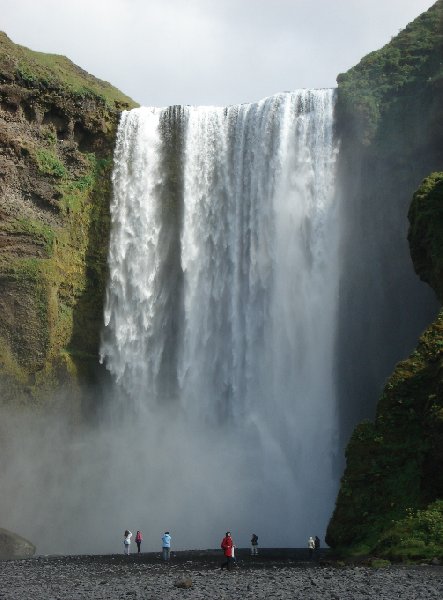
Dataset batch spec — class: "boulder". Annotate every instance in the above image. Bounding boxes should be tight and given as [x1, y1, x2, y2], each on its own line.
[173, 575, 193, 589]
[0, 527, 36, 560]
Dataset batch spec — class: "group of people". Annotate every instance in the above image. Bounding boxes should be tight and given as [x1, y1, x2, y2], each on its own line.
[122, 529, 258, 565]
[123, 530, 320, 565]
[123, 530, 171, 559]
[221, 532, 259, 569]
[308, 535, 321, 559]
[123, 530, 144, 555]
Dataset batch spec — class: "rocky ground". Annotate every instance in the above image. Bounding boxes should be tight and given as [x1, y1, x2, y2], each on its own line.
[0, 550, 442, 599]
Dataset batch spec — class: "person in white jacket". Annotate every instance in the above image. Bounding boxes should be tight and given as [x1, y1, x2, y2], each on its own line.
[308, 536, 315, 559]
[123, 530, 132, 555]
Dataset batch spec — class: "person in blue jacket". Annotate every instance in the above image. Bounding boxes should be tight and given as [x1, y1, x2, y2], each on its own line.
[162, 531, 171, 561]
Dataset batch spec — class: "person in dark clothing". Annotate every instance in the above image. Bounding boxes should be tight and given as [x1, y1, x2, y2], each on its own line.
[251, 533, 259, 555]
[314, 536, 321, 560]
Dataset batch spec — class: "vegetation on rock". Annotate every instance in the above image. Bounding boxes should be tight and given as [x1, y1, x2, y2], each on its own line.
[327, 301, 443, 560]
[0, 32, 137, 408]
[408, 172, 443, 302]
[328, 1, 443, 562]
[0, 32, 134, 109]
[328, 171, 443, 561]
[336, 0, 443, 147]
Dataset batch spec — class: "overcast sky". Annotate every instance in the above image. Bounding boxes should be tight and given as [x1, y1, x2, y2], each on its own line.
[1, 0, 437, 107]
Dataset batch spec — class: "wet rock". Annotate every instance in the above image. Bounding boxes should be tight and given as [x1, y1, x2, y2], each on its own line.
[0, 527, 36, 559]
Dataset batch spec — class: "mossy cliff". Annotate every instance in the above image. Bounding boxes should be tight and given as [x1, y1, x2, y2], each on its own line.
[328, 0, 443, 559]
[0, 32, 137, 408]
[336, 2, 443, 150]
[327, 174, 443, 561]
[334, 2, 443, 441]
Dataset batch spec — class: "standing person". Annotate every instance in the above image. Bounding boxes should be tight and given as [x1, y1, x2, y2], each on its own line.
[135, 530, 143, 554]
[308, 536, 315, 559]
[221, 531, 235, 570]
[251, 533, 259, 556]
[162, 531, 171, 562]
[314, 535, 321, 560]
[123, 530, 132, 555]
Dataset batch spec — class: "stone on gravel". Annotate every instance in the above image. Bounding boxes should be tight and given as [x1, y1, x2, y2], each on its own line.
[174, 575, 193, 588]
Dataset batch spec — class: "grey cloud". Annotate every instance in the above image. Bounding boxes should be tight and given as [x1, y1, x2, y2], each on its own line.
[0, 2, 437, 112]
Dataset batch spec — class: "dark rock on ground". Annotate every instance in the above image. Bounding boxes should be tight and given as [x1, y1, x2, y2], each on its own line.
[0, 527, 35, 559]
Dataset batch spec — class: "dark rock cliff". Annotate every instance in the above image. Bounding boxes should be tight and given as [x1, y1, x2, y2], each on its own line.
[334, 0, 443, 442]
[0, 32, 137, 409]
[327, 1, 443, 560]
[327, 174, 443, 560]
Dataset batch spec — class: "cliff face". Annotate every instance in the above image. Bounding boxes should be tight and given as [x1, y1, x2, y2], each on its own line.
[327, 1, 443, 560]
[326, 173, 443, 560]
[334, 2, 443, 442]
[0, 32, 137, 408]
[409, 173, 443, 303]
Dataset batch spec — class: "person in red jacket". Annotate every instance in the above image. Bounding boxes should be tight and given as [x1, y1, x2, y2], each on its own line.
[135, 531, 143, 554]
[221, 531, 235, 570]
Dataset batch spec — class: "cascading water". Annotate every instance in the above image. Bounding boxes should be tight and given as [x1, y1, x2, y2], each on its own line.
[100, 90, 340, 547]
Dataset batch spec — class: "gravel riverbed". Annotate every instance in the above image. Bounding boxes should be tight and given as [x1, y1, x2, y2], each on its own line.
[1, 551, 442, 599]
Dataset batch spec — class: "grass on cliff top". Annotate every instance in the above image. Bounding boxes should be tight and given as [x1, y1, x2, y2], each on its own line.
[338, 0, 443, 94]
[336, 0, 443, 141]
[0, 31, 137, 109]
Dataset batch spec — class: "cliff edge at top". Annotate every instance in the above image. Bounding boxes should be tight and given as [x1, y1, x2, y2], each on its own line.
[0, 32, 137, 410]
[336, 0, 443, 151]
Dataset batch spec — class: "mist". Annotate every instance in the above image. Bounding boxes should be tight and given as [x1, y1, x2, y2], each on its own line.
[0, 391, 338, 555]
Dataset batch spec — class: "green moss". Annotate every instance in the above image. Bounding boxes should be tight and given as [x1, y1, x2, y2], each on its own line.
[35, 148, 67, 178]
[375, 501, 443, 561]
[41, 126, 58, 145]
[1, 218, 55, 256]
[369, 558, 391, 568]
[4, 256, 46, 282]
[0, 136, 112, 400]
[0, 336, 29, 385]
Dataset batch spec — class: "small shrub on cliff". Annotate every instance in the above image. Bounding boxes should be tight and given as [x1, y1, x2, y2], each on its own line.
[376, 501, 443, 561]
[369, 558, 391, 568]
[35, 148, 66, 178]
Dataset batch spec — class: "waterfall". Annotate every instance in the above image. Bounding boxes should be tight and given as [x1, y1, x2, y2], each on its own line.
[100, 90, 340, 547]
